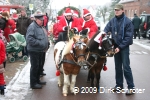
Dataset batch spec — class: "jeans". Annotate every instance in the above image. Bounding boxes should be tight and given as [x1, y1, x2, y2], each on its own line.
[28, 51, 43, 87]
[114, 46, 135, 89]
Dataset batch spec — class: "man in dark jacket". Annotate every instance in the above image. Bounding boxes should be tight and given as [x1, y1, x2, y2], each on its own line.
[26, 10, 49, 89]
[104, 4, 135, 95]
[16, 9, 32, 56]
[132, 13, 141, 39]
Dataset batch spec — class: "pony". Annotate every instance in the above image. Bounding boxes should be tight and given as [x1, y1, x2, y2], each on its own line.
[54, 35, 89, 96]
[86, 31, 115, 91]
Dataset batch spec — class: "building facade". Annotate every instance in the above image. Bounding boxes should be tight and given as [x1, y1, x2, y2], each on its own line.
[120, 0, 150, 19]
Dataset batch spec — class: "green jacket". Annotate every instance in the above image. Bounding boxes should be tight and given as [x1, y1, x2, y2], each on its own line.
[132, 16, 141, 29]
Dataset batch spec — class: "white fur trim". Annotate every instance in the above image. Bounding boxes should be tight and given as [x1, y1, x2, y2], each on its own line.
[94, 31, 105, 43]
[63, 26, 66, 31]
[82, 21, 85, 27]
[83, 13, 91, 17]
[64, 13, 72, 16]
[73, 13, 78, 17]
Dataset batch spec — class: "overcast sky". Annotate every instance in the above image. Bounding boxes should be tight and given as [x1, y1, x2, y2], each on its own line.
[51, 0, 111, 10]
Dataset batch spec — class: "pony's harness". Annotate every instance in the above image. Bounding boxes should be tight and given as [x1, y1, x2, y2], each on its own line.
[59, 39, 88, 67]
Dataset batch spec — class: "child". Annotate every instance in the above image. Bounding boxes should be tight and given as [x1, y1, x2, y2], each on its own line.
[0, 39, 6, 95]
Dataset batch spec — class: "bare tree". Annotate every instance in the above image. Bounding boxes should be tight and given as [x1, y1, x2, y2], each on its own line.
[97, 6, 109, 23]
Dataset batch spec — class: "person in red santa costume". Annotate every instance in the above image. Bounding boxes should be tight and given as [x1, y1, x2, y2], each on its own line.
[2, 11, 16, 42]
[80, 9, 98, 39]
[56, 8, 82, 43]
[53, 16, 63, 43]
[0, 39, 6, 95]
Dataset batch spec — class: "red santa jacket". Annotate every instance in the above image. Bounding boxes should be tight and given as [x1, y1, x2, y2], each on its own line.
[43, 15, 48, 27]
[0, 39, 6, 64]
[4, 19, 16, 42]
[57, 17, 82, 33]
[53, 22, 59, 38]
[82, 17, 98, 39]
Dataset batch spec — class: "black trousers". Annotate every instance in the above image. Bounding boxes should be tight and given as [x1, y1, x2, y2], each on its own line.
[22, 46, 28, 56]
[28, 51, 43, 87]
[40, 52, 46, 74]
[134, 29, 140, 39]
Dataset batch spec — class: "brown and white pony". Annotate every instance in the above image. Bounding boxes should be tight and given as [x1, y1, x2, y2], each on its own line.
[86, 31, 115, 91]
[54, 35, 88, 96]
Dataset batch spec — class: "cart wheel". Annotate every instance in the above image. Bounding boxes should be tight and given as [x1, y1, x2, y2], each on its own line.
[9, 57, 15, 63]
[23, 55, 28, 62]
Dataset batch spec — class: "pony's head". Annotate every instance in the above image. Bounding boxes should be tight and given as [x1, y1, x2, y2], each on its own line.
[88, 31, 115, 57]
[72, 36, 89, 66]
[101, 32, 115, 57]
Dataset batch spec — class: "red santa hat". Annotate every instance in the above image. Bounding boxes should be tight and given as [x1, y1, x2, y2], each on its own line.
[73, 10, 79, 17]
[83, 9, 91, 17]
[94, 31, 106, 49]
[57, 16, 63, 20]
[64, 8, 72, 16]
[12, 13, 18, 20]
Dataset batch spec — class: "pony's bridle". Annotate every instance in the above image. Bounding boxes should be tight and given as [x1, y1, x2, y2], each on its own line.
[72, 39, 88, 59]
[102, 35, 114, 53]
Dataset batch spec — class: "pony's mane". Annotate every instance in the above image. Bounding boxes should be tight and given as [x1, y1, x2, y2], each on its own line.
[61, 35, 80, 59]
[88, 31, 100, 52]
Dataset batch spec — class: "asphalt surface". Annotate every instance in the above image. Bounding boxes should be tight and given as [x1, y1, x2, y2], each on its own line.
[23, 38, 150, 100]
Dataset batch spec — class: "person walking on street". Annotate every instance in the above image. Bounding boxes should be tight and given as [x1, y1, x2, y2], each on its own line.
[104, 4, 135, 95]
[16, 9, 32, 57]
[132, 13, 141, 39]
[26, 10, 49, 89]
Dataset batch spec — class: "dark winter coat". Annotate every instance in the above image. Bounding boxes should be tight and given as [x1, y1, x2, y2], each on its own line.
[132, 15, 141, 29]
[26, 21, 49, 52]
[0, 17, 7, 30]
[104, 13, 134, 49]
[16, 16, 32, 37]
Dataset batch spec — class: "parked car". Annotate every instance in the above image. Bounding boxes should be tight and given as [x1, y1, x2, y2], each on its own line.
[139, 14, 150, 39]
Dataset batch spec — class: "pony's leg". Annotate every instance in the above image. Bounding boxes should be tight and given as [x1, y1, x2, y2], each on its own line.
[90, 71, 95, 87]
[58, 73, 63, 87]
[96, 72, 100, 92]
[87, 71, 91, 82]
[63, 74, 70, 96]
[70, 74, 77, 95]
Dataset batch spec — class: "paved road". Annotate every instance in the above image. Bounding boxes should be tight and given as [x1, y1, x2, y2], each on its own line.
[24, 39, 150, 100]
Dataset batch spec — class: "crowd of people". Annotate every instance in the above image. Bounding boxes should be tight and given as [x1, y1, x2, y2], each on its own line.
[0, 9, 49, 94]
[0, 3, 136, 95]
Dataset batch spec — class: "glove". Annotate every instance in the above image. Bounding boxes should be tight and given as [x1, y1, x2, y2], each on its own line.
[73, 28, 76, 32]
[64, 26, 68, 31]
[81, 29, 88, 35]
[71, 28, 76, 32]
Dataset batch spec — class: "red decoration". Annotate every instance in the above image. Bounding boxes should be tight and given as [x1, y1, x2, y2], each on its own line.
[103, 65, 107, 71]
[56, 70, 60, 76]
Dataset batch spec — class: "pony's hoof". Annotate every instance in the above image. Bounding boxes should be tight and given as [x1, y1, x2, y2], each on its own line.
[63, 93, 67, 96]
[74, 93, 76, 95]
